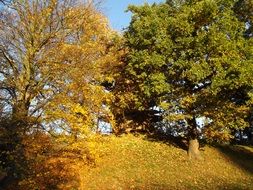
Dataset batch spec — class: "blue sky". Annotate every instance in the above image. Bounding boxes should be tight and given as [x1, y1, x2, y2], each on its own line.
[103, 0, 164, 31]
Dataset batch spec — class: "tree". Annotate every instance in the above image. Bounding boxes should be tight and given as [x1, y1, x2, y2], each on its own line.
[0, 0, 71, 178]
[0, 0, 117, 186]
[111, 3, 171, 134]
[122, 0, 253, 159]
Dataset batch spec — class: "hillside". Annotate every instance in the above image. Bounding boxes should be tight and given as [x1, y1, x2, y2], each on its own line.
[80, 135, 253, 190]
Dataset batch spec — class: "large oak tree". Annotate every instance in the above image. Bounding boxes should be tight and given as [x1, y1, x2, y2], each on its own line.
[120, 0, 253, 158]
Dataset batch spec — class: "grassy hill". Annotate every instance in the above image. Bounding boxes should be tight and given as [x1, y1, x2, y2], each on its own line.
[80, 135, 253, 190]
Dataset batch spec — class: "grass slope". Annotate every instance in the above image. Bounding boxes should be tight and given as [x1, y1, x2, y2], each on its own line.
[81, 135, 253, 190]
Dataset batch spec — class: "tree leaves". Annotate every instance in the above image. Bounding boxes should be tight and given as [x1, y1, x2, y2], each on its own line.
[119, 0, 253, 142]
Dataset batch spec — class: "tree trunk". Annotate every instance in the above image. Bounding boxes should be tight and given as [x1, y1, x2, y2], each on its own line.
[188, 138, 201, 160]
[2, 102, 30, 179]
[12, 101, 29, 124]
[187, 117, 202, 160]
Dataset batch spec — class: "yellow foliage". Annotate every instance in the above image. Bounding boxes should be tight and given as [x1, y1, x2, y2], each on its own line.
[0, 0, 122, 188]
[18, 132, 87, 190]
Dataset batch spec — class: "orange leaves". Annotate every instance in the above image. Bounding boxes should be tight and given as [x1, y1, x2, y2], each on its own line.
[18, 132, 85, 190]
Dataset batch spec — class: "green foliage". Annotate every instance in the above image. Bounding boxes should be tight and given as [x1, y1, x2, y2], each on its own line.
[121, 0, 253, 141]
[125, 4, 173, 108]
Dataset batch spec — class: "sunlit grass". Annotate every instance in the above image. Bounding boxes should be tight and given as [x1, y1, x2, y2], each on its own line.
[80, 135, 253, 190]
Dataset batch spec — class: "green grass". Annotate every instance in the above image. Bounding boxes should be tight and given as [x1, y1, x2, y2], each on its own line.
[80, 135, 253, 190]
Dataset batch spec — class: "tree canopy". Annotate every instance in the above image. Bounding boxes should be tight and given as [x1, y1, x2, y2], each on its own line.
[0, 0, 118, 188]
[114, 0, 253, 157]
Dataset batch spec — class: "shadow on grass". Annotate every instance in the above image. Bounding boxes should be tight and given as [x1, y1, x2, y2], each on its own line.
[144, 134, 189, 151]
[217, 145, 253, 175]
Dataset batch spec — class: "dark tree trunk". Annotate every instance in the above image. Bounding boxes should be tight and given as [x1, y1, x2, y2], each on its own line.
[2, 102, 30, 180]
[12, 101, 29, 127]
[187, 117, 202, 160]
